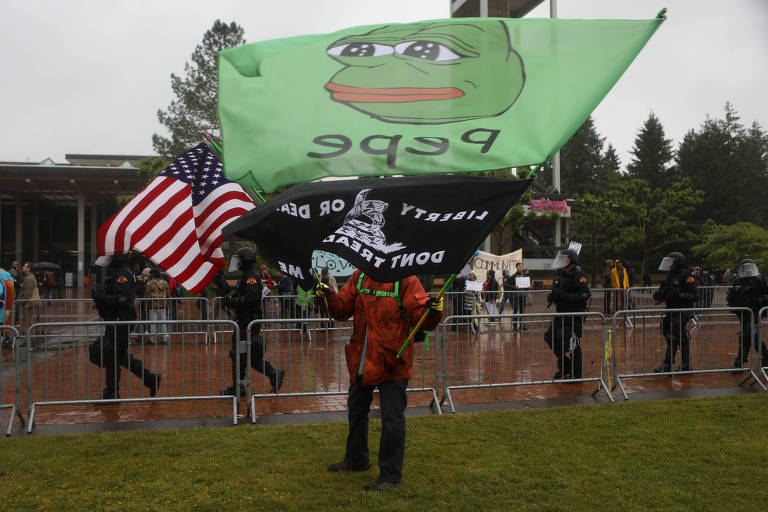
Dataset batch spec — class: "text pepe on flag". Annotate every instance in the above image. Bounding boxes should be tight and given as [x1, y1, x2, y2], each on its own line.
[97, 143, 256, 294]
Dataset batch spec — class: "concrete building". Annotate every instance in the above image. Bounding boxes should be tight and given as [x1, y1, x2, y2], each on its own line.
[0, 155, 148, 287]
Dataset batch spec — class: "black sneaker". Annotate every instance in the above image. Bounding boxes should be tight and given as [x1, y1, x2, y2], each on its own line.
[102, 388, 119, 400]
[364, 480, 398, 491]
[270, 369, 285, 393]
[327, 461, 371, 472]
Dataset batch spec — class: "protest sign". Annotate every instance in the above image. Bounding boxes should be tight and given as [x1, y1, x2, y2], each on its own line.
[472, 249, 523, 274]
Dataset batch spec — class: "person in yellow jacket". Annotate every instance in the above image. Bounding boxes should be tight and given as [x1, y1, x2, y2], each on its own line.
[611, 259, 630, 311]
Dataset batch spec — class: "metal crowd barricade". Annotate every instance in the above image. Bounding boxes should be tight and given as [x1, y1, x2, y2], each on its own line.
[694, 286, 729, 309]
[756, 306, 768, 386]
[210, 294, 349, 341]
[444, 289, 560, 318]
[625, 286, 731, 313]
[624, 287, 655, 311]
[134, 296, 210, 343]
[440, 311, 613, 413]
[612, 307, 767, 400]
[24, 319, 240, 432]
[246, 316, 442, 423]
[13, 298, 95, 331]
[1, 325, 24, 436]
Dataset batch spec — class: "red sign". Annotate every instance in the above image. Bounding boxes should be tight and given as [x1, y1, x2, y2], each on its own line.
[529, 199, 568, 214]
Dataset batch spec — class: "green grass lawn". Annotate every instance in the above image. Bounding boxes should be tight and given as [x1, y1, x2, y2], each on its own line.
[1, 395, 766, 511]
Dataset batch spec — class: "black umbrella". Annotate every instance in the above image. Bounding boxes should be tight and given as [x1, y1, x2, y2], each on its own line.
[33, 261, 62, 271]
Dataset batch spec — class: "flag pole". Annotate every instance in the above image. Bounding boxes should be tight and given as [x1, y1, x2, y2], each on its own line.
[396, 273, 456, 358]
[200, 131, 267, 204]
[525, 164, 543, 179]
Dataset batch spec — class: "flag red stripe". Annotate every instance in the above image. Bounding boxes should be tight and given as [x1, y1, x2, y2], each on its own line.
[195, 190, 252, 239]
[167, 242, 210, 284]
[185, 265, 220, 294]
[140, 209, 195, 262]
[113, 178, 177, 254]
[199, 207, 251, 258]
[195, 188, 252, 226]
[129, 186, 191, 246]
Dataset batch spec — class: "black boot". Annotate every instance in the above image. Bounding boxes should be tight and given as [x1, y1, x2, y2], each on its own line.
[102, 388, 119, 399]
[270, 369, 285, 393]
[220, 384, 246, 396]
[147, 373, 162, 397]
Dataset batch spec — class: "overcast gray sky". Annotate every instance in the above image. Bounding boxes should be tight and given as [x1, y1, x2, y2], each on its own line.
[1, 0, 766, 171]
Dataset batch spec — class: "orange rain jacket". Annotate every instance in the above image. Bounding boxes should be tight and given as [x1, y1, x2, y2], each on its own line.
[322, 270, 442, 386]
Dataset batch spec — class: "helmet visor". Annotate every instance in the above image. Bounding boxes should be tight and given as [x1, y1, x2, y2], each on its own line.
[658, 257, 676, 272]
[93, 255, 112, 267]
[551, 253, 571, 269]
[738, 262, 759, 278]
[228, 254, 241, 273]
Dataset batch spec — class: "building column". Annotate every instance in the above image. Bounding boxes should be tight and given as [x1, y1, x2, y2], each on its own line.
[33, 200, 40, 262]
[90, 203, 98, 264]
[77, 189, 85, 288]
[15, 200, 22, 265]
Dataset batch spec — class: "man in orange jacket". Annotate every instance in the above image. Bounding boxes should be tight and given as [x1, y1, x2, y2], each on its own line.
[316, 270, 442, 491]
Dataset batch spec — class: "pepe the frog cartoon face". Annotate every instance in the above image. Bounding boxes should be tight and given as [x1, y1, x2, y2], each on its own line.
[324, 20, 525, 124]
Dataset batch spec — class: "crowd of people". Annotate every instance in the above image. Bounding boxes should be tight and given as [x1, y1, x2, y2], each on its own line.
[0, 261, 63, 304]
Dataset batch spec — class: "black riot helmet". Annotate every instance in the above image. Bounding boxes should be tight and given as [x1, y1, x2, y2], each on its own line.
[736, 258, 760, 278]
[229, 247, 258, 272]
[658, 251, 686, 272]
[551, 248, 579, 270]
[110, 253, 132, 268]
[93, 254, 131, 276]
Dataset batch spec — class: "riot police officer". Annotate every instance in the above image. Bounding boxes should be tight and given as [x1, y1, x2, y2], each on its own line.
[544, 249, 590, 379]
[220, 247, 284, 395]
[653, 251, 698, 373]
[726, 258, 768, 369]
[92, 254, 161, 399]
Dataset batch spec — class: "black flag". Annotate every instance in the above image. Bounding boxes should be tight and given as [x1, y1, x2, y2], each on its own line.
[223, 175, 530, 290]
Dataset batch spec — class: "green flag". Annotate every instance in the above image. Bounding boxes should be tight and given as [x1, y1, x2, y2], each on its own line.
[218, 15, 664, 192]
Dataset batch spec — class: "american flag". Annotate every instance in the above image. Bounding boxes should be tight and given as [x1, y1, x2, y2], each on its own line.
[97, 143, 256, 294]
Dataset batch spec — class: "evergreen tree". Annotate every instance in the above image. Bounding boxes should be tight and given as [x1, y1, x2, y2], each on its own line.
[570, 192, 618, 285]
[606, 177, 703, 277]
[153, 20, 246, 159]
[602, 143, 621, 175]
[626, 112, 675, 189]
[676, 103, 768, 225]
[559, 117, 609, 195]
